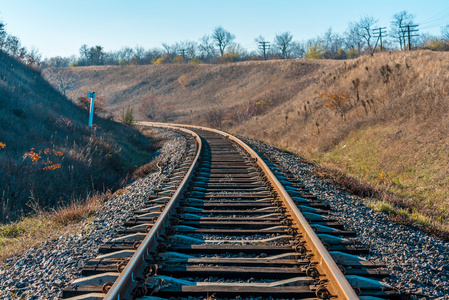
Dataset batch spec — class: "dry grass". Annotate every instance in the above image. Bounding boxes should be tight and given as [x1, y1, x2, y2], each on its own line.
[45, 50, 449, 237]
[132, 157, 163, 179]
[0, 192, 107, 262]
[0, 51, 159, 223]
[51, 192, 109, 226]
[44, 59, 339, 124]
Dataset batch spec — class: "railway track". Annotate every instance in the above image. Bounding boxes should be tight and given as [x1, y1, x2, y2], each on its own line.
[62, 123, 409, 300]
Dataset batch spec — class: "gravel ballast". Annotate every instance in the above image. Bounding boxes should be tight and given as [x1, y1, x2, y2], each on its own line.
[1, 129, 448, 299]
[241, 136, 449, 300]
[0, 128, 187, 300]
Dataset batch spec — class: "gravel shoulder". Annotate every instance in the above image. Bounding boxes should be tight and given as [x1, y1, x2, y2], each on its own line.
[241, 136, 449, 300]
[0, 128, 187, 300]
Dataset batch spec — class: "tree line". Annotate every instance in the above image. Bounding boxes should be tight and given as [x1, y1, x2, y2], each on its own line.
[3, 11, 449, 69]
[0, 22, 41, 67]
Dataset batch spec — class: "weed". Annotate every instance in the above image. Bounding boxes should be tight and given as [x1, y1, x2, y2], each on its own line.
[51, 192, 107, 226]
[121, 106, 135, 125]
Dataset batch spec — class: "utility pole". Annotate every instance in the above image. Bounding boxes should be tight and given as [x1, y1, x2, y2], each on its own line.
[179, 49, 186, 61]
[372, 27, 387, 51]
[258, 41, 270, 60]
[400, 24, 419, 51]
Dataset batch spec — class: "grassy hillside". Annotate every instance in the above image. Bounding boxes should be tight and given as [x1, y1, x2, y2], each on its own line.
[0, 51, 157, 223]
[43, 59, 340, 123]
[45, 51, 449, 235]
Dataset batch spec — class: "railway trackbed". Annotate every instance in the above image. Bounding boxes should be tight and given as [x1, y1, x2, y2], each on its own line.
[61, 123, 409, 300]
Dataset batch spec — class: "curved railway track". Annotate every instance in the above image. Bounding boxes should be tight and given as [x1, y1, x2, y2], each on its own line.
[62, 123, 409, 300]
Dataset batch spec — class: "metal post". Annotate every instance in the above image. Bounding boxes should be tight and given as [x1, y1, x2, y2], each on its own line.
[87, 92, 95, 127]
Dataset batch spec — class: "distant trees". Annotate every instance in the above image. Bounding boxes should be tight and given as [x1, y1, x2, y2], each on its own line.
[391, 11, 415, 49]
[0, 21, 41, 67]
[198, 34, 217, 62]
[356, 16, 378, 52]
[78, 44, 105, 66]
[43, 68, 75, 96]
[212, 26, 235, 58]
[36, 11, 449, 69]
[274, 32, 293, 59]
[442, 25, 449, 40]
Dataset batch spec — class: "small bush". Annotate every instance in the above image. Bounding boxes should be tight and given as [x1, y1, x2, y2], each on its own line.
[121, 106, 134, 125]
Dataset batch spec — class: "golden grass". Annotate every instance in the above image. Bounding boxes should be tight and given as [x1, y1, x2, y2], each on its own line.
[46, 50, 449, 237]
[0, 192, 107, 262]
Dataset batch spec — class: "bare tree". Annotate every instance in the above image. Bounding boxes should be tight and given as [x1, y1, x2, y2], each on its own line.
[274, 32, 293, 59]
[391, 11, 415, 49]
[134, 45, 145, 60]
[162, 43, 175, 56]
[24, 47, 41, 67]
[204, 107, 224, 127]
[79, 44, 90, 64]
[321, 27, 343, 58]
[211, 26, 235, 57]
[89, 45, 105, 65]
[43, 69, 75, 96]
[183, 41, 198, 60]
[356, 16, 378, 52]
[344, 21, 365, 54]
[290, 41, 305, 58]
[198, 34, 217, 61]
[118, 46, 134, 62]
[442, 24, 449, 40]
[5, 35, 21, 57]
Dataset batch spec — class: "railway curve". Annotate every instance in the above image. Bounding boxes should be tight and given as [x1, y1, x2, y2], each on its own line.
[61, 123, 408, 300]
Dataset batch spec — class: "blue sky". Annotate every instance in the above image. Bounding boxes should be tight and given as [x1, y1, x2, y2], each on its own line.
[1, 0, 449, 58]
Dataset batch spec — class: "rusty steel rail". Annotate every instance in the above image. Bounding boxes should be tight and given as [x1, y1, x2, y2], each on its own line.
[136, 121, 359, 300]
[103, 125, 202, 300]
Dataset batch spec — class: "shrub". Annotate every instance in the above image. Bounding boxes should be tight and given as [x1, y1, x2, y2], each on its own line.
[204, 108, 224, 127]
[121, 106, 134, 125]
[320, 91, 351, 120]
[140, 95, 174, 121]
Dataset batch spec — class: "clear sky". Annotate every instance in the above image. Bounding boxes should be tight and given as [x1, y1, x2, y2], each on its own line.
[1, 0, 449, 58]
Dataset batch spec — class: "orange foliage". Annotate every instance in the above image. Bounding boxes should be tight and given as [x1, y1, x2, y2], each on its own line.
[178, 74, 188, 88]
[320, 92, 351, 119]
[23, 149, 42, 162]
[23, 148, 63, 171]
[55, 117, 73, 128]
[173, 55, 185, 64]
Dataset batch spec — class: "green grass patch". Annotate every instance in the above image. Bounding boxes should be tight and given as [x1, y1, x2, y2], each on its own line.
[312, 125, 449, 239]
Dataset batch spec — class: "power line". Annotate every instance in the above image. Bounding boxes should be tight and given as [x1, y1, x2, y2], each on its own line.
[419, 8, 449, 25]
